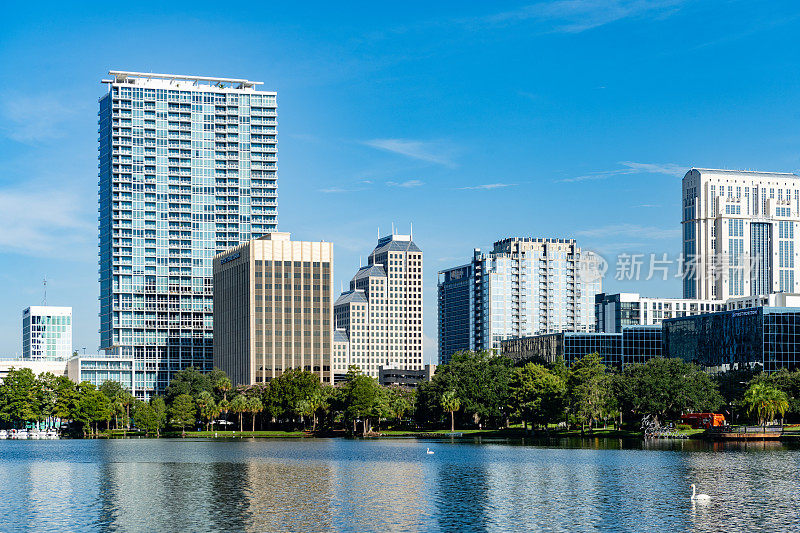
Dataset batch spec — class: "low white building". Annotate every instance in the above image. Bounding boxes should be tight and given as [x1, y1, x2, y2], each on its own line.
[0, 358, 68, 383]
[596, 293, 725, 333]
[596, 292, 800, 333]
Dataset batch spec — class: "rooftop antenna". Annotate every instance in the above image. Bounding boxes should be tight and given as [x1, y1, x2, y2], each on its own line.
[392, 222, 395, 235]
[410, 222, 413, 240]
[377, 226, 380, 240]
[360, 256, 363, 267]
[42, 277, 47, 306]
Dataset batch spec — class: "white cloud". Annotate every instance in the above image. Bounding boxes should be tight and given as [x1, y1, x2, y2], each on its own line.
[576, 223, 679, 240]
[468, 0, 686, 34]
[0, 92, 77, 142]
[458, 183, 515, 190]
[558, 160, 686, 182]
[387, 179, 424, 188]
[363, 138, 456, 167]
[0, 186, 94, 260]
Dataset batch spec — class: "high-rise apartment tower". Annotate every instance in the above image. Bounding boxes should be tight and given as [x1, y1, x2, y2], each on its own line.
[98, 71, 277, 396]
[438, 238, 601, 364]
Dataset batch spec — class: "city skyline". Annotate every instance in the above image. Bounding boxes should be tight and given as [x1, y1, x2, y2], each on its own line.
[3, 2, 800, 360]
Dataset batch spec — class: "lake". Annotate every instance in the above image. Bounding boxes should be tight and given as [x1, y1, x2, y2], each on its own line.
[1, 437, 798, 532]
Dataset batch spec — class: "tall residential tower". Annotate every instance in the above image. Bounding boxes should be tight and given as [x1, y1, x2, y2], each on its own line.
[682, 168, 800, 300]
[98, 71, 277, 396]
[438, 238, 601, 364]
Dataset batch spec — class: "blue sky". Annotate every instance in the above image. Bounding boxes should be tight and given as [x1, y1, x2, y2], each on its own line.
[1, 1, 800, 359]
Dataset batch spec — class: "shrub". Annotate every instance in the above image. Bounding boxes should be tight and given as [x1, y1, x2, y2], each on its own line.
[676, 424, 692, 431]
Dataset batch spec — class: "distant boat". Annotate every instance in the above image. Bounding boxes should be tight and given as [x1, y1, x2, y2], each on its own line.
[0, 430, 7, 440]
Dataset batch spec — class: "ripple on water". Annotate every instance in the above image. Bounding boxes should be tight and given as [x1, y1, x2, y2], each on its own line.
[0, 438, 798, 532]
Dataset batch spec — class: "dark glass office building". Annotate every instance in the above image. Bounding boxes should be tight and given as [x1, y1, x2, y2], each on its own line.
[437, 264, 474, 365]
[501, 326, 661, 369]
[663, 307, 800, 372]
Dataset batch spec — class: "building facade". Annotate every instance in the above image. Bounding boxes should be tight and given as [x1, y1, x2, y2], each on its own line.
[438, 238, 601, 363]
[500, 326, 662, 369]
[67, 355, 137, 394]
[595, 293, 724, 333]
[682, 168, 800, 300]
[334, 233, 423, 380]
[437, 264, 474, 365]
[22, 306, 72, 360]
[98, 71, 277, 395]
[663, 307, 800, 373]
[213, 233, 333, 386]
[0, 358, 69, 383]
[378, 364, 436, 387]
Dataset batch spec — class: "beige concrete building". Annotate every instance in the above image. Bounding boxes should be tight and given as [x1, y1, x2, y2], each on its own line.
[213, 233, 334, 385]
[334, 232, 423, 380]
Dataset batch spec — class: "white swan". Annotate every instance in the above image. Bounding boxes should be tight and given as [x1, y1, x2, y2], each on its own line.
[426, 448, 434, 455]
[690, 484, 711, 501]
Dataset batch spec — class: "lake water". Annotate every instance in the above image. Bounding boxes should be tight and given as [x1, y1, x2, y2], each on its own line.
[1, 437, 798, 532]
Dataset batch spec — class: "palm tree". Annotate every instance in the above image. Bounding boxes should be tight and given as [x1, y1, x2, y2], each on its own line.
[247, 396, 263, 432]
[216, 377, 232, 403]
[743, 382, 789, 429]
[440, 390, 461, 432]
[217, 398, 230, 430]
[196, 391, 217, 432]
[230, 394, 248, 432]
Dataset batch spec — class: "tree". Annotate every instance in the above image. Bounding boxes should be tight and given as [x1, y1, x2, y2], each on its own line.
[247, 396, 263, 432]
[260, 369, 323, 428]
[151, 397, 167, 437]
[196, 390, 217, 431]
[169, 394, 196, 433]
[742, 382, 789, 428]
[133, 400, 160, 437]
[0, 368, 42, 427]
[337, 369, 382, 436]
[100, 381, 128, 430]
[440, 390, 461, 432]
[74, 384, 111, 436]
[164, 367, 213, 404]
[421, 351, 514, 429]
[216, 377, 232, 403]
[51, 375, 78, 423]
[386, 386, 414, 427]
[230, 394, 248, 432]
[619, 358, 723, 425]
[567, 353, 614, 433]
[510, 363, 566, 431]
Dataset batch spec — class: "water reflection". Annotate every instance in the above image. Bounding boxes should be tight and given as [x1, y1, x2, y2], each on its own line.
[2, 438, 800, 532]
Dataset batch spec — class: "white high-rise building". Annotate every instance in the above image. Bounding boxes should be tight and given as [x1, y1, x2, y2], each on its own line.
[682, 168, 800, 300]
[333, 233, 423, 379]
[438, 237, 601, 363]
[22, 306, 72, 360]
[98, 71, 277, 396]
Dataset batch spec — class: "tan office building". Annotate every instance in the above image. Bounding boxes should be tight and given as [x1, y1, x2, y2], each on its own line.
[213, 233, 333, 385]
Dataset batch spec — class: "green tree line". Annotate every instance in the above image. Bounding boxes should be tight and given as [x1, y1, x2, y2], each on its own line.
[1, 351, 796, 437]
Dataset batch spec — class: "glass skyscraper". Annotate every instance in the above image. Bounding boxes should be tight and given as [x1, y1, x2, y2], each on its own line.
[98, 71, 277, 397]
[438, 238, 601, 363]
